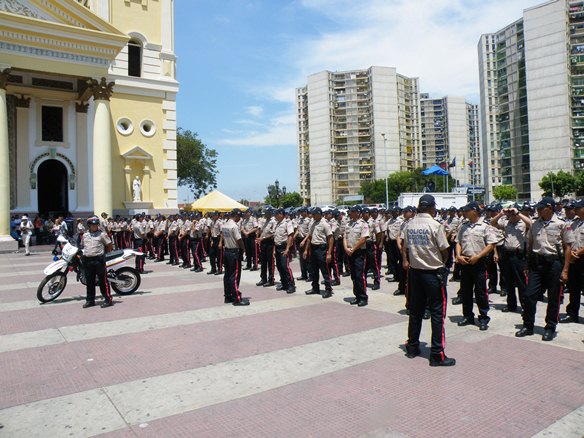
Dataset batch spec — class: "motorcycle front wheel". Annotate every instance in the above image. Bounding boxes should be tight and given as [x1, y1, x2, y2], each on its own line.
[111, 267, 141, 295]
[37, 272, 68, 303]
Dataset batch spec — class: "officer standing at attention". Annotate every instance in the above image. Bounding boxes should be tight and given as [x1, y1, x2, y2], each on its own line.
[343, 205, 369, 306]
[456, 202, 499, 331]
[303, 207, 334, 298]
[516, 197, 568, 341]
[294, 207, 311, 281]
[82, 216, 114, 308]
[132, 214, 147, 273]
[256, 208, 276, 287]
[240, 208, 258, 271]
[362, 208, 381, 290]
[560, 199, 584, 324]
[402, 195, 454, 366]
[220, 209, 249, 306]
[273, 208, 296, 293]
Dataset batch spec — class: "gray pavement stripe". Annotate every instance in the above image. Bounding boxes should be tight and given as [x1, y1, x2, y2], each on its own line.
[0, 389, 127, 438]
[532, 404, 584, 437]
[0, 323, 407, 436]
[0, 295, 321, 353]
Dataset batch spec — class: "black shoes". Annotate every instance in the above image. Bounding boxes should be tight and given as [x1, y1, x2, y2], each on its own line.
[451, 296, 462, 305]
[501, 306, 517, 313]
[515, 327, 534, 337]
[191, 267, 204, 272]
[250, 267, 259, 271]
[357, 300, 368, 307]
[500, 289, 507, 297]
[321, 291, 332, 299]
[423, 309, 431, 320]
[305, 289, 320, 295]
[82, 301, 95, 309]
[276, 284, 284, 291]
[559, 314, 580, 324]
[429, 356, 456, 367]
[214, 271, 223, 275]
[296, 276, 307, 281]
[349, 298, 359, 305]
[479, 321, 489, 331]
[233, 298, 250, 306]
[208, 270, 217, 275]
[286, 287, 296, 294]
[393, 289, 404, 296]
[542, 329, 555, 341]
[372, 283, 380, 291]
[341, 272, 350, 277]
[256, 281, 266, 286]
[331, 280, 340, 286]
[405, 348, 421, 359]
[224, 297, 233, 304]
[457, 317, 475, 327]
[263, 281, 275, 287]
[100, 300, 113, 308]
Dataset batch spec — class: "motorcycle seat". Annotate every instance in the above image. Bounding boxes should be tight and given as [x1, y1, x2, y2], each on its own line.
[105, 249, 124, 262]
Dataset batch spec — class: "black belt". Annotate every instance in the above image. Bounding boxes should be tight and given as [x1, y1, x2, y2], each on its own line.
[224, 247, 240, 252]
[262, 238, 274, 244]
[311, 244, 327, 249]
[532, 253, 560, 264]
[504, 248, 524, 256]
[275, 244, 287, 249]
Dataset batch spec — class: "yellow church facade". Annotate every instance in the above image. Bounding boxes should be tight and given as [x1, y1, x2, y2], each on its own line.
[0, 0, 179, 246]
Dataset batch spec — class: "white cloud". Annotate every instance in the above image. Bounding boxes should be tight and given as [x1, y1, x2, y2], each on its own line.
[217, 110, 297, 147]
[245, 105, 264, 117]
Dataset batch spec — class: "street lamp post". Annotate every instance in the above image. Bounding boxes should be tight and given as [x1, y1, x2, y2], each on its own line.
[381, 133, 389, 209]
[275, 179, 280, 207]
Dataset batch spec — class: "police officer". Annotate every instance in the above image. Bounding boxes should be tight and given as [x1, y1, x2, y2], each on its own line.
[241, 208, 258, 271]
[560, 199, 584, 324]
[490, 204, 532, 313]
[386, 207, 404, 284]
[402, 195, 455, 366]
[343, 205, 369, 306]
[273, 208, 296, 293]
[304, 207, 334, 298]
[220, 209, 249, 306]
[456, 201, 499, 331]
[325, 209, 341, 286]
[132, 214, 147, 273]
[516, 197, 568, 341]
[207, 211, 222, 274]
[362, 208, 381, 290]
[82, 216, 114, 308]
[256, 208, 276, 287]
[294, 207, 311, 281]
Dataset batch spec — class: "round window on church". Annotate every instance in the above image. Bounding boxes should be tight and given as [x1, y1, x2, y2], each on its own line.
[116, 117, 134, 136]
[140, 120, 156, 137]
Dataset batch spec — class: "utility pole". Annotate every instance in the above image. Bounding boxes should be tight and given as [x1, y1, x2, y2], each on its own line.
[381, 133, 389, 209]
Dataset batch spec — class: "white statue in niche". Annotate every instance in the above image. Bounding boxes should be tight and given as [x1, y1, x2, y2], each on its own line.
[132, 176, 141, 202]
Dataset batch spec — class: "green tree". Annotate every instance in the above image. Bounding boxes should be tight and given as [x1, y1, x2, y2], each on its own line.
[279, 192, 303, 208]
[492, 185, 518, 201]
[575, 172, 584, 196]
[539, 171, 576, 198]
[177, 129, 218, 198]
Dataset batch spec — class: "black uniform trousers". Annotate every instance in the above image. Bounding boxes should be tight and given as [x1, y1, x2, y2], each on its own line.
[190, 237, 203, 270]
[328, 243, 340, 283]
[168, 235, 179, 264]
[155, 234, 166, 260]
[296, 237, 310, 279]
[336, 237, 346, 275]
[500, 249, 527, 311]
[180, 237, 191, 266]
[365, 241, 380, 286]
[566, 258, 584, 318]
[389, 239, 405, 291]
[209, 236, 221, 273]
[348, 249, 367, 302]
[223, 248, 242, 303]
[460, 259, 490, 323]
[244, 233, 257, 269]
[407, 268, 447, 358]
[259, 238, 275, 283]
[133, 238, 146, 272]
[523, 256, 562, 331]
[485, 253, 498, 292]
[275, 244, 294, 289]
[309, 244, 332, 292]
[83, 255, 112, 303]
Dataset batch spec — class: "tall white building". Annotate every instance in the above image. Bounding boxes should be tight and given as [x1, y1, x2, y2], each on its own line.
[296, 66, 421, 205]
[420, 95, 480, 186]
[479, 0, 582, 200]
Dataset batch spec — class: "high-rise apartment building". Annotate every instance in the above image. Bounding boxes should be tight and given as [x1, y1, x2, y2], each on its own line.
[296, 66, 421, 205]
[479, 0, 583, 200]
[420, 95, 480, 186]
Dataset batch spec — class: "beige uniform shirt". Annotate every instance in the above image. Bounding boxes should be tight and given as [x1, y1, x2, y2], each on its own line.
[387, 217, 404, 240]
[259, 217, 276, 239]
[328, 218, 341, 240]
[564, 218, 584, 253]
[241, 217, 257, 234]
[274, 219, 294, 246]
[82, 230, 111, 257]
[444, 216, 460, 237]
[221, 219, 242, 249]
[497, 217, 528, 251]
[309, 218, 332, 245]
[132, 221, 146, 239]
[457, 220, 499, 257]
[367, 218, 381, 242]
[296, 217, 311, 239]
[210, 219, 222, 238]
[528, 214, 565, 256]
[404, 213, 449, 270]
[345, 219, 369, 249]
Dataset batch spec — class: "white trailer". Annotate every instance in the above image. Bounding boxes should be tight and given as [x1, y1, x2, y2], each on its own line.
[398, 192, 468, 209]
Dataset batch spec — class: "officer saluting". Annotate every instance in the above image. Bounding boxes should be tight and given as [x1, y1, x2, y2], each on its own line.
[402, 195, 455, 366]
[82, 216, 114, 308]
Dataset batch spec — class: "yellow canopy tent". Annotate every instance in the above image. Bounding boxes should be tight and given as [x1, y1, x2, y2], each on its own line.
[188, 190, 246, 213]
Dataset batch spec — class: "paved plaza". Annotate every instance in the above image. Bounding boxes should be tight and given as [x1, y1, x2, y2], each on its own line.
[0, 249, 583, 437]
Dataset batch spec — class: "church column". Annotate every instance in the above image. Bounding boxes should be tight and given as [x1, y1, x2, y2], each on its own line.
[0, 68, 12, 237]
[88, 77, 114, 216]
[75, 102, 89, 210]
[15, 96, 31, 209]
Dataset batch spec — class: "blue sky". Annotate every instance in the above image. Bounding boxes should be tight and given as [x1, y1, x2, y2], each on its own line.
[174, 0, 542, 203]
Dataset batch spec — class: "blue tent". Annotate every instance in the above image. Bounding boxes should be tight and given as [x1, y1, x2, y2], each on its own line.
[422, 165, 449, 176]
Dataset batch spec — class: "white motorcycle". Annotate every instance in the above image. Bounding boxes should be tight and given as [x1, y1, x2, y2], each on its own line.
[37, 235, 143, 303]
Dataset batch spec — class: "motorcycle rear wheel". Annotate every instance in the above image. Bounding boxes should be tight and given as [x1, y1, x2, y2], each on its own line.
[111, 267, 141, 295]
[37, 272, 67, 303]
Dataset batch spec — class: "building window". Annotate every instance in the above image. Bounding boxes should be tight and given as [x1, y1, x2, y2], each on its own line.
[41, 106, 63, 142]
[128, 40, 142, 77]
